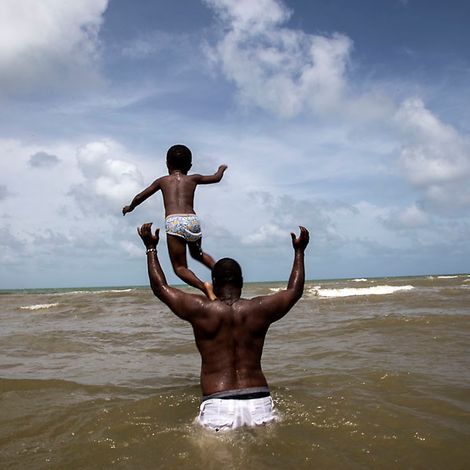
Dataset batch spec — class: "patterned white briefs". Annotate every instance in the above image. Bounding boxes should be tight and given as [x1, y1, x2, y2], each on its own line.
[165, 214, 202, 243]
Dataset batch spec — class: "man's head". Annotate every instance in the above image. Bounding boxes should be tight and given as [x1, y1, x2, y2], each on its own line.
[166, 144, 192, 173]
[212, 258, 243, 295]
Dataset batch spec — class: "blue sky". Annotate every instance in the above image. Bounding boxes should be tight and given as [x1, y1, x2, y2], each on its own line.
[1, 0, 469, 288]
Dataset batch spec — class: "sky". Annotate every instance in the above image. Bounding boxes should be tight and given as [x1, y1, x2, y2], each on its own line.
[1, 0, 470, 289]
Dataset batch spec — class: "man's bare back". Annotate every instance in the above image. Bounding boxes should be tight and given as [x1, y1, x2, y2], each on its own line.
[137, 223, 309, 396]
[185, 298, 270, 395]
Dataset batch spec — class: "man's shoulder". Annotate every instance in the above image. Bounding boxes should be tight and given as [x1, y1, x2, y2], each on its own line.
[230, 297, 265, 312]
[234, 294, 282, 312]
[200, 298, 251, 314]
[191, 297, 265, 315]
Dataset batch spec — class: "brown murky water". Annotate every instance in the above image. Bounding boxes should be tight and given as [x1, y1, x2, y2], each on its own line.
[1, 275, 469, 469]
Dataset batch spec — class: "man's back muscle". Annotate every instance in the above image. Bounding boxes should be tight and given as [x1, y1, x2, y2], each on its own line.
[190, 298, 270, 395]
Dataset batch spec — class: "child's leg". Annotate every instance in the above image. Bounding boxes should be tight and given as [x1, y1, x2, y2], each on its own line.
[167, 235, 215, 300]
[188, 239, 216, 270]
[188, 239, 216, 300]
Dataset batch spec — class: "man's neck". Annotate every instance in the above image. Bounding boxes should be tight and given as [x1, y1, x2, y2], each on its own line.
[216, 287, 242, 306]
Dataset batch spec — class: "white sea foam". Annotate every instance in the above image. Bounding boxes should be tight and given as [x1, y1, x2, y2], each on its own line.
[437, 275, 458, 279]
[20, 303, 59, 310]
[271, 285, 325, 293]
[54, 288, 134, 296]
[352, 278, 368, 282]
[308, 285, 414, 298]
[92, 288, 134, 294]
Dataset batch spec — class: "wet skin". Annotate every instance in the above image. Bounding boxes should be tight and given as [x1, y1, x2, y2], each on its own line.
[137, 223, 309, 396]
[123, 164, 227, 298]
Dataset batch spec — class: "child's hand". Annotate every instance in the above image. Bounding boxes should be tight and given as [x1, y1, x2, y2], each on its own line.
[122, 205, 133, 216]
[219, 165, 228, 172]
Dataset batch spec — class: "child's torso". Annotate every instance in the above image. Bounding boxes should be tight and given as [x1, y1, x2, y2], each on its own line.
[160, 174, 197, 216]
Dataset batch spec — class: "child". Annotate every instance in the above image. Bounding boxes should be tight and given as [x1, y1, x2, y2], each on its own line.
[123, 144, 227, 300]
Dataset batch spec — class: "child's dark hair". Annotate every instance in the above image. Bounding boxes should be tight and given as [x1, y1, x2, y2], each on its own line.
[167, 144, 192, 171]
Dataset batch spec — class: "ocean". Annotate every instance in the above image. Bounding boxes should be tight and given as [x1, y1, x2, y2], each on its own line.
[1, 274, 469, 469]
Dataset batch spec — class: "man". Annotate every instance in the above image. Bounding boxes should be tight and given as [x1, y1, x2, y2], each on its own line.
[137, 222, 309, 431]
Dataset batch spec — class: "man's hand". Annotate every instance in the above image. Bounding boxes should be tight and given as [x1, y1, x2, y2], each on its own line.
[137, 222, 160, 249]
[290, 226, 309, 252]
[122, 205, 133, 216]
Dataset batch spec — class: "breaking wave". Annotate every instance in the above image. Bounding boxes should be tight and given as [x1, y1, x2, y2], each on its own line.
[20, 303, 59, 310]
[53, 288, 134, 296]
[308, 285, 414, 299]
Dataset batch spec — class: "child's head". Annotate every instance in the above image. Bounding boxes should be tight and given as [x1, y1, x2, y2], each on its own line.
[166, 144, 192, 173]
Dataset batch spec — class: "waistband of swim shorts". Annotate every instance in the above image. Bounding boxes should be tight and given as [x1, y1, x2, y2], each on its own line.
[165, 213, 197, 220]
[202, 386, 271, 402]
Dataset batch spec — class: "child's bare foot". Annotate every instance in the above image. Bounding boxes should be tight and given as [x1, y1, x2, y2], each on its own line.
[203, 282, 217, 301]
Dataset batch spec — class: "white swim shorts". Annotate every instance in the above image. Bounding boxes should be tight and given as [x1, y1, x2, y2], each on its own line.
[197, 389, 276, 431]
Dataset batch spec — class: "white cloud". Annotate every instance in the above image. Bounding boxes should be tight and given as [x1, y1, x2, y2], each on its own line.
[206, 0, 291, 32]
[396, 203, 429, 227]
[0, 136, 153, 286]
[119, 240, 143, 259]
[204, 0, 352, 117]
[0, 0, 108, 95]
[382, 203, 430, 230]
[1, 1, 469, 287]
[395, 98, 470, 212]
[202, 0, 470, 220]
[236, 191, 357, 252]
[0, 137, 143, 238]
[72, 140, 143, 211]
[241, 222, 285, 246]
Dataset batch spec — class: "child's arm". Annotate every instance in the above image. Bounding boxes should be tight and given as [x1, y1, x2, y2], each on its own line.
[192, 165, 228, 185]
[122, 178, 162, 215]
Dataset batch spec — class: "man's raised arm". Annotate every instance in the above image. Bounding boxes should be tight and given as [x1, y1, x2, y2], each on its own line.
[286, 226, 309, 301]
[137, 223, 207, 320]
[254, 226, 309, 323]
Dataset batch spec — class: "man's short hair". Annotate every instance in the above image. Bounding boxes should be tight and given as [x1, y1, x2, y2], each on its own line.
[166, 144, 192, 171]
[212, 258, 243, 290]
